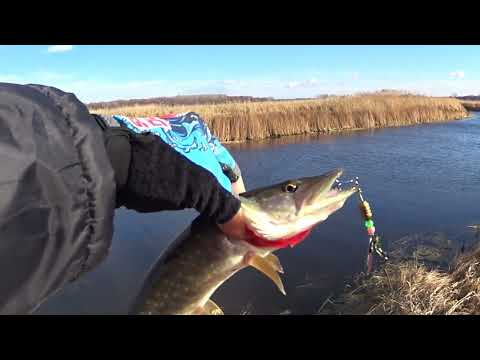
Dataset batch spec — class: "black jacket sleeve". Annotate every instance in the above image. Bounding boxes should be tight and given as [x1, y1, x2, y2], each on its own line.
[0, 83, 116, 314]
[104, 128, 241, 224]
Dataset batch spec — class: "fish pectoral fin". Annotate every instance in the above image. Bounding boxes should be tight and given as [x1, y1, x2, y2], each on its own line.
[201, 300, 224, 315]
[265, 253, 284, 274]
[248, 254, 286, 296]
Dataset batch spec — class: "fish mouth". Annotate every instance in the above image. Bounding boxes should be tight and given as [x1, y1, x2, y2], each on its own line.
[239, 168, 359, 248]
[295, 168, 358, 216]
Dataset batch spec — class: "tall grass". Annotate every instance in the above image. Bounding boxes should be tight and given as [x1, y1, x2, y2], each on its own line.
[90, 94, 468, 142]
[318, 245, 480, 315]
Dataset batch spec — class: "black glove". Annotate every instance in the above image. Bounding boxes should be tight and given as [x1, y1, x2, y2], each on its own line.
[103, 127, 241, 224]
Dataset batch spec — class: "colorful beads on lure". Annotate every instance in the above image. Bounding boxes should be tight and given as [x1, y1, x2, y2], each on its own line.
[364, 219, 374, 228]
[335, 176, 388, 272]
[361, 201, 373, 219]
[353, 177, 388, 272]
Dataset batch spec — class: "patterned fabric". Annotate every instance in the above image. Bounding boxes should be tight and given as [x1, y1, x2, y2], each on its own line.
[112, 112, 237, 192]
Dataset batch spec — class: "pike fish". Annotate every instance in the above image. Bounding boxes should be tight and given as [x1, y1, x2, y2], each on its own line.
[130, 168, 358, 315]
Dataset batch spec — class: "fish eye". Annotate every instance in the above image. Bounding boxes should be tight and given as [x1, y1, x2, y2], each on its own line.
[283, 182, 298, 193]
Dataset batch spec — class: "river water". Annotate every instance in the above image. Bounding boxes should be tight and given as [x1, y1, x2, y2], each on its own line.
[36, 113, 480, 315]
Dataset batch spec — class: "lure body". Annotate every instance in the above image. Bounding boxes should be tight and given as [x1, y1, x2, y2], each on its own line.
[353, 179, 388, 272]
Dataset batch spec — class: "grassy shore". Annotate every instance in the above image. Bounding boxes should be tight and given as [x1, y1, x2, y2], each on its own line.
[90, 94, 468, 142]
[318, 233, 480, 315]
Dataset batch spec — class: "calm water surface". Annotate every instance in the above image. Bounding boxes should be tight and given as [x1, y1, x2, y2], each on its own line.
[36, 113, 480, 314]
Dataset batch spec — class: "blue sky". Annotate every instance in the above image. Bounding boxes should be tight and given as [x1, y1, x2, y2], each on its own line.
[0, 45, 479, 103]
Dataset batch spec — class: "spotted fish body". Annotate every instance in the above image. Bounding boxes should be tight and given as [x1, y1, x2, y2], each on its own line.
[133, 220, 253, 315]
[131, 168, 358, 315]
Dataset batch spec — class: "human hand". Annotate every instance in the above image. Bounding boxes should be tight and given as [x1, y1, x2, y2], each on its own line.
[217, 207, 247, 239]
[231, 176, 246, 196]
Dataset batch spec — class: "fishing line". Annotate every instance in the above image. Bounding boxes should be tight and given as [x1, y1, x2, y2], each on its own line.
[336, 177, 388, 273]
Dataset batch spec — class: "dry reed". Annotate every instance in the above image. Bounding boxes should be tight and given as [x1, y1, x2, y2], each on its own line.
[90, 95, 468, 142]
[319, 246, 480, 315]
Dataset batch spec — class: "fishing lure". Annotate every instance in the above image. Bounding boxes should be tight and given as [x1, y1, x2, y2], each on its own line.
[336, 177, 388, 273]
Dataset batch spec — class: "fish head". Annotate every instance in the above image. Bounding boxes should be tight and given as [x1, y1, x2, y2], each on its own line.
[239, 168, 358, 248]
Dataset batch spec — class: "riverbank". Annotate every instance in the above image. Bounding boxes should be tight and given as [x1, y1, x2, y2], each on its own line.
[318, 232, 480, 315]
[90, 94, 469, 142]
[460, 100, 480, 111]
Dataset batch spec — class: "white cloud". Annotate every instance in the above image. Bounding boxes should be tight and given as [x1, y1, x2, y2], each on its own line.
[286, 81, 300, 89]
[449, 70, 465, 79]
[47, 45, 74, 53]
[286, 78, 319, 89]
[351, 72, 360, 80]
[223, 80, 238, 85]
[0, 74, 23, 83]
[75, 77, 480, 101]
[3, 70, 480, 103]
